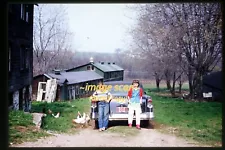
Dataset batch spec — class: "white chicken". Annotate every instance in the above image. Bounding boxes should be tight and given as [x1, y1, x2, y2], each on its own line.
[72, 112, 90, 125]
[52, 112, 60, 118]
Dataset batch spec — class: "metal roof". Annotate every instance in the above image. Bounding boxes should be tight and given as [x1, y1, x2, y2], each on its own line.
[47, 71, 103, 85]
[65, 62, 124, 72]
[92, 62, 124, 72]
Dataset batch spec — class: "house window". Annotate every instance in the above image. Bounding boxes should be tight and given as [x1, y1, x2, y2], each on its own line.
[21, 4, 29, 22]
[9, 45, 11, 72]
[25, 49, 29, 69]
[87, 66, 91, 70]
[92, 66, 94, 70]
[20, 46, 29, 70]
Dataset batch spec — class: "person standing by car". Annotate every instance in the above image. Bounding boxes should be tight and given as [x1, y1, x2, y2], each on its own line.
[92, 81, 112, 131]
[127, 80, 143, 129]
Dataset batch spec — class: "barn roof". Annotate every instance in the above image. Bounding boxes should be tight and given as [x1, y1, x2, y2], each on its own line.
[47, 71, 103, 85]
[65, 62, 124, 72]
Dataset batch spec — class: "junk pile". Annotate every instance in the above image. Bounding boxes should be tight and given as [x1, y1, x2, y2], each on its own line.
[36, 79, 57, 103]
[72, 111, 90, 128]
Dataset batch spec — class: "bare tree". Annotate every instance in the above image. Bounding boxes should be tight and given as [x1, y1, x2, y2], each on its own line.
[33, 4, 73, 76]
[129, 3, 222, 99]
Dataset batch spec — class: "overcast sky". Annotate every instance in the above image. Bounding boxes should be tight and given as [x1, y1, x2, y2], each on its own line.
[66, 4, 138, 53]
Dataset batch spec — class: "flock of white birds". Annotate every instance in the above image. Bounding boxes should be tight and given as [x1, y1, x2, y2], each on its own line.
[47, 108, 90, 126]
[72, 111, 90, 124]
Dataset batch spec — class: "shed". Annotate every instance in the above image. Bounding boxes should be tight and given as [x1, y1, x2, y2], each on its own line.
[32, 70, 103, 101]
[202, 71, 222, 101]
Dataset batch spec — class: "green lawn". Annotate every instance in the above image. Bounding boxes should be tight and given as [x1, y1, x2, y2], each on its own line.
[31, 98, 91, 132]
[147, 90, 222, 147]
[9, 98, 91, 144]
[9, 110, 49, 144]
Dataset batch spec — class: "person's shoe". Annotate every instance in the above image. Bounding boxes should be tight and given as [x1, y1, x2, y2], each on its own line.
[99, 128, 103, 131]
[136, 125, 141, 130]
[128, 124, 132, 128]
[102, 127, 106, 131]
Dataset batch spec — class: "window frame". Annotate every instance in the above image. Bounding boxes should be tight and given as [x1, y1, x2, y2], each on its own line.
[9, 45, 11, 72]
[21, 4, 29, 23]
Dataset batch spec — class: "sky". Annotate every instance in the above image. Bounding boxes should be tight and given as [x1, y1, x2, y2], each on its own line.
[66, 4, 138, 53]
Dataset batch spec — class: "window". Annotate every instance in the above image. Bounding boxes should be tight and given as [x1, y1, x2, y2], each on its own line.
[9, 45, 11, 72]
[25, 49, 29, 69]
[26, 12, 29, 22]
[21, 4, 29, 22]
[91, 65, 94, 70]
[20, 46, 29, 70]
[87, 66, 91, 70]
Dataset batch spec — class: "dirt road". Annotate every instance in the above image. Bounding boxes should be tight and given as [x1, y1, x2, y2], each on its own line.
[11, 127, 205, 147]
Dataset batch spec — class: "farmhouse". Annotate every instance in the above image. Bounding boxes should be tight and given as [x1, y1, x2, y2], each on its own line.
[8, 4, 36, 111]
[32, 70, 103, 101]
[65, 58, 124, 82]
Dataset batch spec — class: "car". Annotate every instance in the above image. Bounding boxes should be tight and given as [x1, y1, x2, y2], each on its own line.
[90, 81, 154, 128]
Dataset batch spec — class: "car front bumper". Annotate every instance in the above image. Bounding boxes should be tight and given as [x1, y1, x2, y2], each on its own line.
[91, 112, 154, 121]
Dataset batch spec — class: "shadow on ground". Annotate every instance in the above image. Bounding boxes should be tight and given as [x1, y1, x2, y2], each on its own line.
[108, 120, 155, 129]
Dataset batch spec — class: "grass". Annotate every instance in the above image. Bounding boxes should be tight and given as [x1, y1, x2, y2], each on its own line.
[9, 98, 91, 145]
[145, 88, 222, 147]
[31, 98, 91, 133]
[9, 110, 49, 144]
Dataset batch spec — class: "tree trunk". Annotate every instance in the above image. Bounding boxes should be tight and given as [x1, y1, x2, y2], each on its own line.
[194, 70, 203, 100]
[188, 66, 194, 99]
[154, 72, 161, 92]
[179, 78, 183, 94]
[164, 70, 171, 90]
[170, 72, 176, 97]
[156, 78, 160, 92]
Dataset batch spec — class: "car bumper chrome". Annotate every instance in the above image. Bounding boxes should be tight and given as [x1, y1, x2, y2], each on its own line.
[91, 112, 154, 121]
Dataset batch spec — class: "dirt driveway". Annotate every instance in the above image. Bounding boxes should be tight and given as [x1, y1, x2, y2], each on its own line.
[11, 124, 206, 147]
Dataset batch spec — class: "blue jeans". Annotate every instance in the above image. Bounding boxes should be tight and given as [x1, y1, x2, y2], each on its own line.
[98, 101, 109, 129]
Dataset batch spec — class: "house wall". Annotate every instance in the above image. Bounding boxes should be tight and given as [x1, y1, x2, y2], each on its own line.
[8, 4, 34, 111]
[104, 71, 124, 82]
[65, 79, 103, 100]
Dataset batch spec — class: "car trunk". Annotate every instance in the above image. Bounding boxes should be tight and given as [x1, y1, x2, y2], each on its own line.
[109, 93, 128, 114]
[109, 93, 148, 114]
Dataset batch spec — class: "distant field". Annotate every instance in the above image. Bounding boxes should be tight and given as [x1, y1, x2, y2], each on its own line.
[140, 79, 189, 90]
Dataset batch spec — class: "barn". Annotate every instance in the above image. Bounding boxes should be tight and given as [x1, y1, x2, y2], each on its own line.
[65, 59, 124, 82]
[32, 70, 103, 101]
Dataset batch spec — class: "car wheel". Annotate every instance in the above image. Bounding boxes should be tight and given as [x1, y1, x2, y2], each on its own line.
[95, 120, 99, 129]
[141, 120, 150, 128]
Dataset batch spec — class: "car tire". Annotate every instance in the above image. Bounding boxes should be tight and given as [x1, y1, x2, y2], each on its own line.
[141, 120, 150, 128]
[141, 120, 155, 129]
[95, 120, 99, 129]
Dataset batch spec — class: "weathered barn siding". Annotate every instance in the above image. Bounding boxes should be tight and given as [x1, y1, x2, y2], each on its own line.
[8, 4, 35, 112]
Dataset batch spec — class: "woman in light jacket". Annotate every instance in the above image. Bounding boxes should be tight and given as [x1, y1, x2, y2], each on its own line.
[127, 80, 143, 129]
